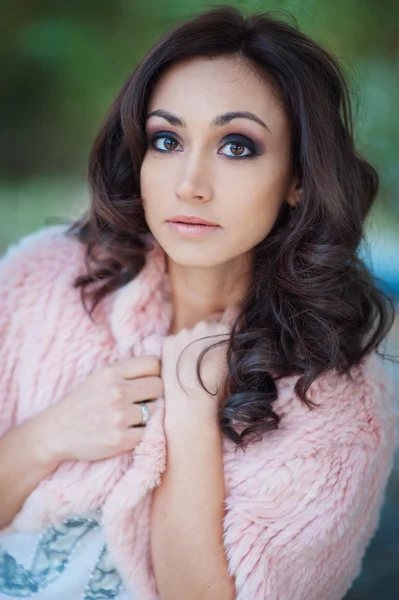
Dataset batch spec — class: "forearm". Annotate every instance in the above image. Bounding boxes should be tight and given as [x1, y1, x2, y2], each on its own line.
[150, 417, 236, 600]
[0, 407, 62, 529]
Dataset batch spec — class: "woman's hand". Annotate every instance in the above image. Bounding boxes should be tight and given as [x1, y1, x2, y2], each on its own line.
[41, 356, 163, 463]
[161, 306, 238, 430]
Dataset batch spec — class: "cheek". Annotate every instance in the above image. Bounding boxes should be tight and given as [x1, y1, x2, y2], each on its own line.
[140, 157, 154, 197]
[230, 193, 284, 241]
[139, 162, 154, 225]
[141, 153, 166, 186]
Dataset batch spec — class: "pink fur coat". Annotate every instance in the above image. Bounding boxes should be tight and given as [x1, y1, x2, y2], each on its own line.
[0, 225, 397, 600]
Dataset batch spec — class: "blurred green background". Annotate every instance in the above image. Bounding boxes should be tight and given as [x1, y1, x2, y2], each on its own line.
[1, 1, 398, 597]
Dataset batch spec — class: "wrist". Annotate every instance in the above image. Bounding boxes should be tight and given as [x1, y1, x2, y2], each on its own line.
[29, 404, 68, 467]
[164, 402, 221, 437]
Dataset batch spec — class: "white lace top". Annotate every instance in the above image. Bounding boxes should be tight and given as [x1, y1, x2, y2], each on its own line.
[0, 511, 135, 599]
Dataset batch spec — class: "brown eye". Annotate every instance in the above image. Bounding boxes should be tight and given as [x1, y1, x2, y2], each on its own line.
[163, 138, 178, 151]
[219, 141, 252, 158]
[230, 143, 245, 156]
[219, 135, 257, 159]
[150, 135, 181, 153]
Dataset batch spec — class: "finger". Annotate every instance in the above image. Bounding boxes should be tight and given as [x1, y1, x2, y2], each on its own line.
[123, 422, 152, 450]
[124, 376, 163, 403]
[111, 356, 161, 380]
[127, 399, 160, 428]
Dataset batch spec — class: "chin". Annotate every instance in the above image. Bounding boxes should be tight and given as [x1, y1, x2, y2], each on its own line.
[161, 243, 227, 269]
[166, 248, 225, 269]
[148, 225, 224, 265]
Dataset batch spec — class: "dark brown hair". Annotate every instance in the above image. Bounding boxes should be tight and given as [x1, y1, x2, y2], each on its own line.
[68, 5, 395, 447]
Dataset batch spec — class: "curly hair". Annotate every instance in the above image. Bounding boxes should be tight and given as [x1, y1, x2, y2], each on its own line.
[67, 5, 395, 448]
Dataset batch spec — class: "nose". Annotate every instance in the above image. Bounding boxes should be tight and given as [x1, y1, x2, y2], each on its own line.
[174, 151, 213, 204]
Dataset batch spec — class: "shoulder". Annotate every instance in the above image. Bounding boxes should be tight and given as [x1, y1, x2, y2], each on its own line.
[0, 225, 88, 301]
[282, 353, 397, 451]
[225, 353, 398, 492]
[1, 224, 86, 280]
[0, 225, 90, 334]
[305, 352, 398, 452]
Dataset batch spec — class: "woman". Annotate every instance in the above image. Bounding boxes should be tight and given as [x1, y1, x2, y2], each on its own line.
[0, 6, 397, 600]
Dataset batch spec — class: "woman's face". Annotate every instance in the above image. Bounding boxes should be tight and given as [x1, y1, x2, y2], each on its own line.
[140, 55, 299, 268]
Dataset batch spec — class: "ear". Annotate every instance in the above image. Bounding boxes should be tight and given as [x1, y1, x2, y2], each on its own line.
[286, 178, 302, 209]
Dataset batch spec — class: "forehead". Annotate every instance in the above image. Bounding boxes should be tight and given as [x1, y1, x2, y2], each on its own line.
[147, 56, 286, 128]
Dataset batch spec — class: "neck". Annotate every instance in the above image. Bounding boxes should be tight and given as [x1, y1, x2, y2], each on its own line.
[167, 254, 252, 335]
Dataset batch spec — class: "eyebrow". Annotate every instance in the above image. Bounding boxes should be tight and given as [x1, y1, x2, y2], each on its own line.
[146, 109, 271, 133]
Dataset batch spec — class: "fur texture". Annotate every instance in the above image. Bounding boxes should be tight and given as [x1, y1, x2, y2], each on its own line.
[0, 225, 397, 600]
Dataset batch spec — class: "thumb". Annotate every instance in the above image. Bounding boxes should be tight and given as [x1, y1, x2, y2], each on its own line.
[221, 304, 241, 328]
[202, 310, 224, 323]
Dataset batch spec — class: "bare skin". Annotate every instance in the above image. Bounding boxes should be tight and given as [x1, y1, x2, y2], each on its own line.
[141, 55, 301, 334]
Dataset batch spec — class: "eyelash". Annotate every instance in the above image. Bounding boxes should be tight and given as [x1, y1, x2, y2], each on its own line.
[146, 133, 259, 160]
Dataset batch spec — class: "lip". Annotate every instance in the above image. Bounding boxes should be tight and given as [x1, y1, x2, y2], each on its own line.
[166, 220, 221, 238]
[167, 215, 220, 227]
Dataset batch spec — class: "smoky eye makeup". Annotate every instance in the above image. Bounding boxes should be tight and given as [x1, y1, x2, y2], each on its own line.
[146, 130, 180, 145]
[145, 130, 264, 158]
[221, 133, 262, 156]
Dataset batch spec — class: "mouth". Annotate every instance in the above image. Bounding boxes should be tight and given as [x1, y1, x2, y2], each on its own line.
[168, 221, 219, 228]
[167, 215, 220, 227]
[165, 217, 221, 238]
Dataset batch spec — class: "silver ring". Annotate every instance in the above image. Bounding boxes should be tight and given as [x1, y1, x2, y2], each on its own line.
[139, 403, 150, 426]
